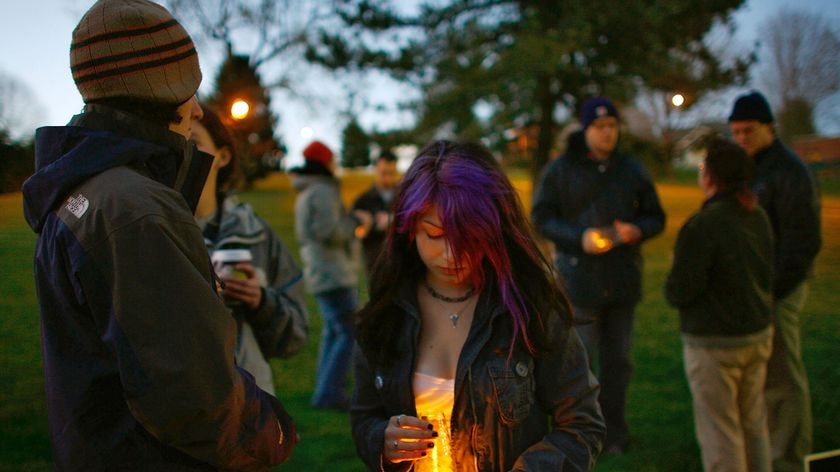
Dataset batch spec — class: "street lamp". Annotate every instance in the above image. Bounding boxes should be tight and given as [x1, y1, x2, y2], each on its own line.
[300, 126, 314, 140]
[663, 92, 686, 171]
[230, 99, 250, 120]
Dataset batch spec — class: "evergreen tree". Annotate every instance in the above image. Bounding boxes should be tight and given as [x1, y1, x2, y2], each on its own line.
[307, 0, 751, 175]
[207, 53, 283, 185]
[0, 139, 34, 193]
[341, 117, 371, 168]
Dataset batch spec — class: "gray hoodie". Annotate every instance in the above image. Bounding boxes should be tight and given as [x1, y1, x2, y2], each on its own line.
[291, 173, 361, 294]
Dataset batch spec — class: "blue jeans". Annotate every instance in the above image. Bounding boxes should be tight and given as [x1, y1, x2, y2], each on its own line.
[573, 304, 635, 447]
[311, 287, 358, 408]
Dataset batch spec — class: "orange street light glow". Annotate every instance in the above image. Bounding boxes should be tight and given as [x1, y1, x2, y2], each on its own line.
[230, 100, 250, 120]
[671, 94, 685, 107]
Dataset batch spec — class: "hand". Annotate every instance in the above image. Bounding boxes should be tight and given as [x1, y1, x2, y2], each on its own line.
[354, 210, 374, 238]
[374, 211, 391, 231]
[612, 220, 642, 245]
[221, 262, 263, 310]
[383, 414, 437, 464]
[582, 228, 612, 255]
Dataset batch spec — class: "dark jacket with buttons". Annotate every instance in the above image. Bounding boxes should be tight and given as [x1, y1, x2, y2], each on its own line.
[350, 280, 605, 471]
[532, 131, 665, 308]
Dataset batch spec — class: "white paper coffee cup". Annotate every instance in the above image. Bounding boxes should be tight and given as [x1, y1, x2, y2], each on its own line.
[211, 249, 252, 280]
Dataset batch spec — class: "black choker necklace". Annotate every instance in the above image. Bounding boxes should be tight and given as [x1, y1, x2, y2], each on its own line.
[424, 280, 475, 303]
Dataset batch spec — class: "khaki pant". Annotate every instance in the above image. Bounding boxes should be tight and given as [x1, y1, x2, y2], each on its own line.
[684, 336, 773, 472]
[766, 282, 812, 472]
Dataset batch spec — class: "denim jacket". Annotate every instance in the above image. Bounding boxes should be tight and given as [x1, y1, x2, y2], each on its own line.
[351, 281, 605, 471]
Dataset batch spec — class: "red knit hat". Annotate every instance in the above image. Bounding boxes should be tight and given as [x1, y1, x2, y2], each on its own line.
[303, 141, 334, 166]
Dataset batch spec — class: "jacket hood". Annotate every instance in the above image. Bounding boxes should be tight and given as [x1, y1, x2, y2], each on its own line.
[290, 173, 336, 192]
[205, 194, 268, 248]
[289, 159, 333, 177]
[22, 105, 211, 233]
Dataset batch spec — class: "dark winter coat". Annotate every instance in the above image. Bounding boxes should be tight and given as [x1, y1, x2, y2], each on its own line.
[21, 105, 294, 471]
[751, 138, 821, 298]
[531, 131, 665, 308]
[665, 194, 774, 338]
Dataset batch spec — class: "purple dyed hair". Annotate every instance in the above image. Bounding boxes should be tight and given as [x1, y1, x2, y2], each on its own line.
[373, 140, 562, 354]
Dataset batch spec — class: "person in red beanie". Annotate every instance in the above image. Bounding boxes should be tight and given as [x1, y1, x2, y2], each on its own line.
[290, 140, 362, 410]
[303, 140, 335, 167]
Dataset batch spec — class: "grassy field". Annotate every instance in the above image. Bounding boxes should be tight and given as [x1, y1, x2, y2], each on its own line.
[1, 172, 838, 471]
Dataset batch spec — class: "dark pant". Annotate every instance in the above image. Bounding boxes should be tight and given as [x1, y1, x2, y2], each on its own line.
[573, 304, 635, 447]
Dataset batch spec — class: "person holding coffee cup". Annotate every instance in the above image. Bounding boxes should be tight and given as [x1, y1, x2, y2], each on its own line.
[194, 105, 309, 395]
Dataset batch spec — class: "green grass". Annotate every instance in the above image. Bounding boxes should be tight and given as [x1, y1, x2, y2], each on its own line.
[1, 175, 838, 471]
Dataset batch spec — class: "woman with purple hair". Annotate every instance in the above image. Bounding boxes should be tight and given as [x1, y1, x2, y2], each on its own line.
[351, 140, 605, 471]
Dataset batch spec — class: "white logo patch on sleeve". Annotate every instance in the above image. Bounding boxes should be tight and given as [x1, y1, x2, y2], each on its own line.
[65, 194, 90, 219]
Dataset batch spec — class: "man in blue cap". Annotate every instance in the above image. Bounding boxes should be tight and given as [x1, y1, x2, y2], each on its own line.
[532, 96, 666, 454]
[729, 91, 821, 472]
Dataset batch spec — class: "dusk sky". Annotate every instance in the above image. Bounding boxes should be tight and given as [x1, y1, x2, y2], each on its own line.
[2, 0, 838, 163]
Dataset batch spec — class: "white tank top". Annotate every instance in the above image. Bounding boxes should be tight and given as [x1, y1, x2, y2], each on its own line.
[413, 372, 455, 472]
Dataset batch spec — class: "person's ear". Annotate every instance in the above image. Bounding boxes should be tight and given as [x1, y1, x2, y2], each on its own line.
[217, 147, 233, 169]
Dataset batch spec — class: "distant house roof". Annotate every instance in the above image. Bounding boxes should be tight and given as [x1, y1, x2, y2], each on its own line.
[791, 136, 840, 163]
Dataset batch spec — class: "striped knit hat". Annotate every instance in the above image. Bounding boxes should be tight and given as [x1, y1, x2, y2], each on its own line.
[70, 0, 201, 105]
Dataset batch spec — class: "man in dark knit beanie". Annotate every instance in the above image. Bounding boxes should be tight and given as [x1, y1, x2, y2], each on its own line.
[21, 1, 297, 469]
[728, 90, 821, 472]
[532, 96, 666, 455]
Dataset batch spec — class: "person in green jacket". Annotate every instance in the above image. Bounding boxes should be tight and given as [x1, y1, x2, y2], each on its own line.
[666, 138, 774, 472]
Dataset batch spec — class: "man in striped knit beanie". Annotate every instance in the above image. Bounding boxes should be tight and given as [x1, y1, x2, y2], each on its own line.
[21, 1, 297, 470]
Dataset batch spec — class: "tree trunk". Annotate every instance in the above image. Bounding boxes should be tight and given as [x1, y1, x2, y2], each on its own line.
[533, 74, 555, 181]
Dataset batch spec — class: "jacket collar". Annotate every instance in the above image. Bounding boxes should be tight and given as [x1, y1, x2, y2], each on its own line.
[392, 272, 506, 329]
[564, 130, 623, 168]
[391, 273, 508, 390]
[22, 105, 213, 232]
[752, 138, 784, 167]
[702, 191, 738, 210]
[70, 104, 188, 156]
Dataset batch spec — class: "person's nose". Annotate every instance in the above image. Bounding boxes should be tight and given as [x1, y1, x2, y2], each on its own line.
[442, 241, 455, 266]
[191, 96, 204, 120]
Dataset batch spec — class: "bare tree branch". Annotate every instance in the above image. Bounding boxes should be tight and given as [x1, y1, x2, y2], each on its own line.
[760, 9, 840, 107]
[0, 69, 46, 142]
[165, 0, 329, 85]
